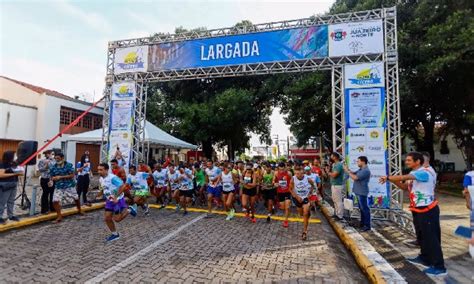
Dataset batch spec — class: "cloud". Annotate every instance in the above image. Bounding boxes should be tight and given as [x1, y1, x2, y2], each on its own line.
[55, 0, 111, 33]
[126, 11, 177, 34]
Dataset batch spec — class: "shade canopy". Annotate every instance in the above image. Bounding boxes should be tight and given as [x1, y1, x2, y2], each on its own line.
[67, 121, 197, 149]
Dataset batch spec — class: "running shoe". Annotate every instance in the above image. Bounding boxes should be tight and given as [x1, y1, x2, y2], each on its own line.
[8, 216, 20, 222]
[129, 206, 137, 217]
[159, 203, 166, 209]
[283, 220, 289, 228]
[143, 204, 150, 216]
[407, 255, 429, 268]
[175, 204, 181, 212]
[251, 217, 257, 223]
[183, 210, 188, 216]
[266, 215, 271, 223]
[229, 208, 235, 219]
[225, 212, 232, 221]
[105, 233, 120, 243]
[423, 267, 447, 276]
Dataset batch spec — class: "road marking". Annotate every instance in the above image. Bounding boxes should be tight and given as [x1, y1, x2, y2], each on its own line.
[148, 204, 321, 223]
[85, 214, 205, 284]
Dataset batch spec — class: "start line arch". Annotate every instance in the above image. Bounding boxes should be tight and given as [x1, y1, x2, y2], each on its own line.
[100, 6, 412, 232]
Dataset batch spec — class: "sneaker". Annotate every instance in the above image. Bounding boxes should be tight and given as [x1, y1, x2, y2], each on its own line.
[175, 204, 181, 212]
[0, 218, 5, 225]
[128, 206, 137, 217]
[8, 216, 20, 222]
[360, 226, 371, 232]
[226, 213, 232, 221]
[159, 204, 166, 209]
[283, 220, 289, 228]
[266, 216, 271, 223]
[423, 267, 447, 277]
[105, 233, 120, 243]
[251, 217, 256, 223]
[229, 209, 235, 219]
[407, 255, 429, 268]
[143, 204, 150, 216]
[183, 210, 188, 216]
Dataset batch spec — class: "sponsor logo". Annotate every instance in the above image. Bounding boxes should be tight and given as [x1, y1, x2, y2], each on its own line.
[355, 118, 377, 125]
[330, 29, 347, 41]
[114, 85, 134, 98]
[369, 130, 380, 139]
[351, 92, 360, 98]
[350, 25, 382, 39]
[348, 40, 363, 54]
[350, 132, 365, 138]
[368, 145, 383, 151]
[117, 51, 145, 70]
[348, 65, 382, 86]
[351, 145, 365, 153]
[369, 159, 384, 165]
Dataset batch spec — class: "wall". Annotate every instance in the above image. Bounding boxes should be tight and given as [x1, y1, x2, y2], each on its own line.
[0, 78, 40, 107]
[0, 101, 37, 140]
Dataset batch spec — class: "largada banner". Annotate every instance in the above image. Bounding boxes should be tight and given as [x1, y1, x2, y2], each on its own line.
[148, 25, 328, 71]
[329, 20, 384, 57]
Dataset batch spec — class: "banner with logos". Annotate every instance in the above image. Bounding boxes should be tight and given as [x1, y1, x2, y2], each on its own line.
[329, 20, 384, 57]
[346, 127, 389, 208]
[107, 82, 136, 168]
[114, 46, 149, 74]
[148, 25, 328, 71]
[344, 62, 385, 89]
[345, 87, 385, 128]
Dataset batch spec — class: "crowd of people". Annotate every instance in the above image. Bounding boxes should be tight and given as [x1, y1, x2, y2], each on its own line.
[0, 148, 473, 277]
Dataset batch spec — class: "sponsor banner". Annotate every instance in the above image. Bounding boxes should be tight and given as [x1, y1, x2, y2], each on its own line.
[110, 100, 134, 131]
[107, 133, 132, 168]
[345, 87, 385, 128]
[346, 127, 389, 208]
[111, 81, 136, 101]
[148, 25, 328, 71]
[114, 46, 149, 74]
[329, 20, 384, 57]
[344, 62, 385, 89]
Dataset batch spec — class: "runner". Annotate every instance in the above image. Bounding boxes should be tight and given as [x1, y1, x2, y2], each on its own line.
[311, 157, 324, 200]
[221, 162, 237, 220]
[261, 163, 276, 223]
[152, 162, 168, 208]
[304, 166, 321, 210]
[193, 162, 206, 206]
[178, 165, 194, 215]
[126, 165, 150, 216]
[98, 163, 137, 242]
[289, 165, 316, 241]
[274, 162, 292, 228]
[167, 164, 181, 210]
[205, 161, 222, 215]
[242, 166, 258, 223]
[110, 159, 126, 182]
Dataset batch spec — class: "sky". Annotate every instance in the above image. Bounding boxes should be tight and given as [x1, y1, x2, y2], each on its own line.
[0, 0, 334, 146]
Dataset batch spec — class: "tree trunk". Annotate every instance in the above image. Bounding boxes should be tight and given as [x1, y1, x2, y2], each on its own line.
[421, 119, 436, 163]
[202, 139, 213, 159]
[227, 139, 234, 161]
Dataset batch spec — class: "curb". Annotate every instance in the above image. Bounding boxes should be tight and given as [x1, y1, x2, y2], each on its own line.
[319, 203, 386, 284]
[0, 203, 104, 233]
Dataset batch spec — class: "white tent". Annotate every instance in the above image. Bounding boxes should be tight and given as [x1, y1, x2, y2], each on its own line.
[67, 121, 197, 149]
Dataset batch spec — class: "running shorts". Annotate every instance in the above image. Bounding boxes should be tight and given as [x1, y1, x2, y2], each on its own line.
[105, 198, 128, 214]
[261, 188, 276, 201]
[277, 192, 292, 202]
[294, 197, 310, 208]
[242, 187, 257, 197]
[207, 185, 222, 197]
[179, 190, 193, 198]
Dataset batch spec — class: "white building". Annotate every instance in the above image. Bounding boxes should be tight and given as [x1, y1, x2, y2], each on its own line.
[0, 76, 104, 168]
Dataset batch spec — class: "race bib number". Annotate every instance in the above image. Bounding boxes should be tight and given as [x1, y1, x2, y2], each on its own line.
[279, 180, 288, 188]
[223, 183, 233, 190]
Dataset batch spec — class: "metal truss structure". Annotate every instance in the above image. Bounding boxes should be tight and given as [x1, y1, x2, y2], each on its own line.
[101, 6, 410, 232]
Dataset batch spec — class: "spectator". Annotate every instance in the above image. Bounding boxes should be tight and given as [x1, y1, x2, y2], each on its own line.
[462, 169, 474, 257]
[0, 151, 23, 223]
[325, 152, 344, 221]
[344, 156, 371, 231]
[38, 150, 55, 214]
[76, 151, 92, 206]
[50, 153, 83, 223]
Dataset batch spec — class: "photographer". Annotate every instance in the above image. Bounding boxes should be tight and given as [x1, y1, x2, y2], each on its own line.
[0, 150, 23, 223]
[344, 156, 371, 231]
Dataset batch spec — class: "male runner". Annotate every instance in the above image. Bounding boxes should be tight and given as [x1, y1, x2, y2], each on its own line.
[304, 166, 321, 210]
[205, 160, 222, 215]
[289, 166, 316, 241]
[126, 165, 150, 216]
[167, 164, 181, 210]
[178, 165, 194, 215]
[193, 162, 206, 206]
[98, 163, 137, 242]
[274, 162, 292, 228]
[152, 163, 168, 207]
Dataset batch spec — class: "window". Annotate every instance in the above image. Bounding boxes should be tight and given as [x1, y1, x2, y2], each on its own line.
[82, 115, 92, 129]
[93, 116, 102, 129]
[60, 108, 71, 124]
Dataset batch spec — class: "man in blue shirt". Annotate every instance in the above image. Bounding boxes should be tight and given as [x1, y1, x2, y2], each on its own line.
[49, 153, 82, 223]
[344, 156, 371, 231]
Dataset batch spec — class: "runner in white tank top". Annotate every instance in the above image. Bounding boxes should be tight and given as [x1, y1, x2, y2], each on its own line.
[221, 162, 237, 220]
[289, 166, 316, 241]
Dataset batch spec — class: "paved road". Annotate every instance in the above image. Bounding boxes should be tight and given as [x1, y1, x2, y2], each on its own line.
[0, 208, 366, 283]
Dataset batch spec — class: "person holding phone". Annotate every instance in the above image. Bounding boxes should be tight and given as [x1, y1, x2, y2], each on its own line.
[0, 151, 23, 224]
